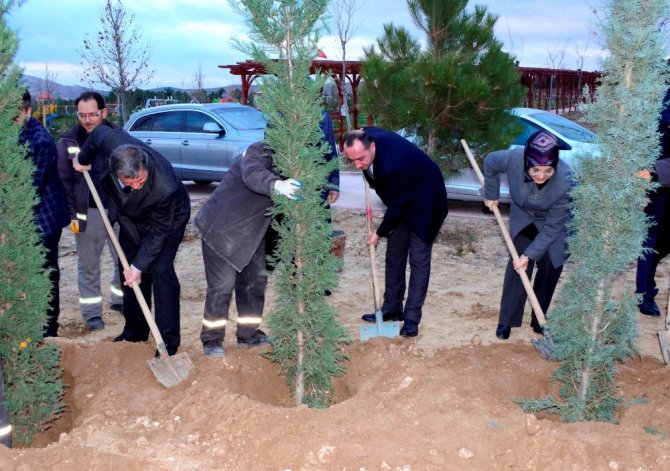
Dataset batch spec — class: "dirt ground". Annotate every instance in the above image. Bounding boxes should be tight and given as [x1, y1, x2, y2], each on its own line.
[1, 198, 670, 471]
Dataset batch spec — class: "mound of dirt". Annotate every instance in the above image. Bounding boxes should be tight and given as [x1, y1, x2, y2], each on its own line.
[1, 205, 669, 470]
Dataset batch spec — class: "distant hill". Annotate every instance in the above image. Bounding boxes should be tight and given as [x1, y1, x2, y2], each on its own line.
[145, 84, 257, 98]
[21, 75, 253, 101]
[21, 75, 101, 101]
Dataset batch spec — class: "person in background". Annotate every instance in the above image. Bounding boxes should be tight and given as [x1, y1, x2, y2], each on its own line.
[319, 109, 340, 207]
[636, 85, 670, 317]
[483, 130, 573, 340]
[264, 109, 340, 286]
[16, 91, 70, 337]
[56, 91, 123, 332]
[343, 128, 448, 338]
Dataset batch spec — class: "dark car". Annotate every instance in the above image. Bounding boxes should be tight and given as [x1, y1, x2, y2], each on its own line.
[124, 103, 267, 185]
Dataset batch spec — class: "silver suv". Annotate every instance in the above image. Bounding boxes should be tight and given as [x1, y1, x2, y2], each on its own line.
[124, 103, 267, 185]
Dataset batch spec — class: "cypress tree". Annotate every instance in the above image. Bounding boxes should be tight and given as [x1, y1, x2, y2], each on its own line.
[523, 0, 669, 422]
[0, 0, 64, 444]
[230, 0, 349, 408]
[360, 0, 523, 174]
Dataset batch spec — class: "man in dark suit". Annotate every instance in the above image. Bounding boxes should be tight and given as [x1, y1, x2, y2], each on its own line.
[343, 128, 448, 337]
[73, 127, 191, 355]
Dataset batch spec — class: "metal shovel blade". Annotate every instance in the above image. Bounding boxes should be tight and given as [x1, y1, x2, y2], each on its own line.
[147, 351, 195, 388]
[359, 310, 401, 341]
[658, 331, 670, 365]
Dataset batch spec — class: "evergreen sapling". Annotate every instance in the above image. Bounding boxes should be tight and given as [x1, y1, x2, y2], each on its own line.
[230, 0, 349, 408]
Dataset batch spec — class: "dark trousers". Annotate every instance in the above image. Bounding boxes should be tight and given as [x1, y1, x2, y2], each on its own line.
[119, 224, 186, 350]
[41, 228, 62, 337]
[381, 222, 434, 324]
[636, 191, 670, 303]
[200, 239, 267, 343]
[499, 229, 563, 327]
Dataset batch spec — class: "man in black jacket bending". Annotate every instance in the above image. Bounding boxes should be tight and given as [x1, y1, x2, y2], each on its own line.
[344, 128, 448, 337]
[74, 127, 190, 355]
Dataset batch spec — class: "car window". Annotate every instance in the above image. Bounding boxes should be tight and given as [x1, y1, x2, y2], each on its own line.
[527, 112, 596, 143]
[130, 114, 155, 131]
[150, 111, 184, 132]
[186, 111, 222, 133]
[512, 119, 542, 146]
[211, 106, 267, 130]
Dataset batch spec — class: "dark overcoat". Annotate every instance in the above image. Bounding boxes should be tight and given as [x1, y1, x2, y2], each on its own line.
[363, 127, 448, 243]
[195, 142, 280, 272]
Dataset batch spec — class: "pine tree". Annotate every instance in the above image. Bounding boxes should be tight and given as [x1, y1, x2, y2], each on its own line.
[523, 0, 669, 422]
[360, 0, 523, 174]
[230, 0, 349, 408]
[0, 0, 64, 444]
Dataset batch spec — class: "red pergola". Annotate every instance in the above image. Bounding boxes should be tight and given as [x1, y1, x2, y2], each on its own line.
[219, 60, 602, 149]
[219, 59, 362, 150]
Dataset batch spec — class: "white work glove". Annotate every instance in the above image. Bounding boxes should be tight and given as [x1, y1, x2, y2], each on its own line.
[273, 178, 302, 200]
[67, 146, 80, 157]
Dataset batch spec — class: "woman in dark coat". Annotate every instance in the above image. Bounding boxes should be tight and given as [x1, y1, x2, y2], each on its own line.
[483, 130, 573, 339]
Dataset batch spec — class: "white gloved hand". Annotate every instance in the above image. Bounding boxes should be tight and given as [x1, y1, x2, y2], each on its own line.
[67, 146, 80, 157]
[273, 178, 302, 200]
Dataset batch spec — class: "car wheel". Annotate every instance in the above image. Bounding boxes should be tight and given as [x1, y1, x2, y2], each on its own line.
[193, 180, 212, 186]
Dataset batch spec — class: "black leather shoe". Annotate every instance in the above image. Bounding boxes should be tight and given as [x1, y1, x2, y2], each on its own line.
[361, 311, 403, 323]
[237, 329, 269, 347]
[400, 320, 418, 337]
[113, 331, 148, 343]
[639, 300, 661, 317]
[530, 314, 543, 334]
[496, 324, 511, 340]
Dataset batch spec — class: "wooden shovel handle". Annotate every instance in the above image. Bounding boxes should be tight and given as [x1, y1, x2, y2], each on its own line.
[82, 170, 170, 352]
[363, 176, 382, 311]
[460, 139, 547, 326]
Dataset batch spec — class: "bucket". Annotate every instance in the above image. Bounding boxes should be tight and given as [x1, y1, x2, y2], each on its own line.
[330, 230, 346, 271]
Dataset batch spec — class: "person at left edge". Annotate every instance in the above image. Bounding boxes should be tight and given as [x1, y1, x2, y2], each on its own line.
[16, 91, 70, 338]
[73, 127, 191, 356]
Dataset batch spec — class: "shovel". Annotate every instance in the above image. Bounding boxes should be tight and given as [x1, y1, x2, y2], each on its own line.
[359, 176, 401, 341]
[76, 152, 195, 387]
[658, 273, 670, 365]
[460, 140, 555, 360]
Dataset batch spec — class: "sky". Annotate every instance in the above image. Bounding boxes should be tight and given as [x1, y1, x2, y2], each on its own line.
[8, 0, 610, 90]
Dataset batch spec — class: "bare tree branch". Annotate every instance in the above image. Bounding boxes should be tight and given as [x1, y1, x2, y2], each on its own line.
[40, 63, 57, 101]
[191, 63, 208, 103]
[328, 0, 365, 132]
[80, 0, 153, 123]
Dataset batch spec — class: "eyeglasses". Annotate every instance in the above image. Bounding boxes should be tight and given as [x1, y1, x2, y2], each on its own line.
[528, 167, 555, 177]
[76, 110, 102, 120]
